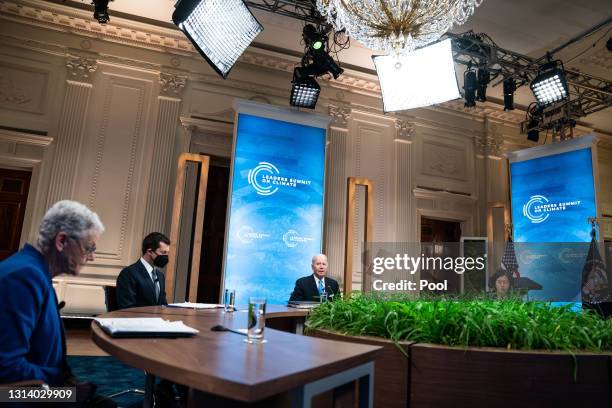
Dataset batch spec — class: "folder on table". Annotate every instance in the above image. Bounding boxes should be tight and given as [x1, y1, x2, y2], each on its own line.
[167, 302, 224, 309]
[95, 317, 199, 338]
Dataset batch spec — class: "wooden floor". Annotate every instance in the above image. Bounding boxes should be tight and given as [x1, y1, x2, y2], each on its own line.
[66, 328, 108, 356]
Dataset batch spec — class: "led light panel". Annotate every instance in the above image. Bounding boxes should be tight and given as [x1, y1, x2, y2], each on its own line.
[173, 0, 263, 79]
[530, 69, 568, 106]
[372, 38, 461, 112]
[290, 76, 321, 109]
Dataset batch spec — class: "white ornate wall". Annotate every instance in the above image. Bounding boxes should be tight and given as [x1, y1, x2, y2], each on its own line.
[1, 0, 610, 313]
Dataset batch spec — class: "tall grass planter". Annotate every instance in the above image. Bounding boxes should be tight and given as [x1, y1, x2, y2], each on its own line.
[306, 295, 612, 408]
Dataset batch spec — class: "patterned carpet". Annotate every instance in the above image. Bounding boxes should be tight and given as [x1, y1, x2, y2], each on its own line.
[66, 356, 144, 407]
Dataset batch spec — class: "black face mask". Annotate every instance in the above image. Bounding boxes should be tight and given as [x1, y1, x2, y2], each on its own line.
[153, 254, 169, 268]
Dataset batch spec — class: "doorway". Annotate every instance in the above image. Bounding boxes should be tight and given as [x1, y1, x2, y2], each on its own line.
[420, 217, 462, 293]
[197, 157, 230, 303]
[0, 169, 32, 260]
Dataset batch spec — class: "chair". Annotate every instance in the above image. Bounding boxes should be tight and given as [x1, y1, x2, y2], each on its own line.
[103, 285, 119, 312]
[102, 286, 145, 401]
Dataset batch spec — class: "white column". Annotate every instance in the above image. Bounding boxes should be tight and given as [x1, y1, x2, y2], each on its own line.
[394, 119, 417, 242]
[324, 104, 351, 281]
[46, 55, 97, 206]
[142, 72, 186, 235]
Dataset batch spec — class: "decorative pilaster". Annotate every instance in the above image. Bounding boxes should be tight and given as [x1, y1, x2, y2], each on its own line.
[394, 119, 417, 242]
[324, 104, 351, 281]
[46, 55, 98, 206]
[142, 73, 187, 235]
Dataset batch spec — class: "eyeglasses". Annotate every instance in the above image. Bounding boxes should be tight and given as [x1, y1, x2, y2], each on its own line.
[69, 237, 96, 255]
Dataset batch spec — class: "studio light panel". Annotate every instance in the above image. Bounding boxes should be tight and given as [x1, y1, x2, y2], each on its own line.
[173, 0, 263, 79]
[531, 71, 568, 105]
[290, 77, 321, 109]
[372, 38, 461, 112]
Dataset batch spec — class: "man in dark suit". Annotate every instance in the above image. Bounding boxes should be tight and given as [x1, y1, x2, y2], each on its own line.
[116, 232, 170, 309]
[290, 254, 340, 301]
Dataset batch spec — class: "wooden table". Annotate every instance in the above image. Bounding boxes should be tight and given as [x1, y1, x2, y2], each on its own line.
[91, 306, 381, 407]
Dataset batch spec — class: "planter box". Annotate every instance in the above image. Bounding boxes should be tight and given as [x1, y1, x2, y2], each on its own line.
[410, 343, 612, 408]
[309, 328, 412, 408]
[309, 329, 612, 408]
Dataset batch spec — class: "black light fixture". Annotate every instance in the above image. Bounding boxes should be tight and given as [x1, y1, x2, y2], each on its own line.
[290, 25, 344, 108]
[503, 77, 516, 111]
[463, 69, 477, 107]
[92, 0, 111, 24]
[172, 0, 263, 79]
[530, 60, 569, 106]
[290, 68, 321, 109]
[526, 118, 540, 142]
[302, 24, 326, 51]
[476, 68, 490, 102]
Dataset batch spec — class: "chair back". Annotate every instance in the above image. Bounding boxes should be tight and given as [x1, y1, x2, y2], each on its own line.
[103, 285, 118, 312]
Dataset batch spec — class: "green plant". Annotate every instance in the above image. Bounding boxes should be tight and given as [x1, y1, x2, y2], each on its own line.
[306, 293, 612, 352]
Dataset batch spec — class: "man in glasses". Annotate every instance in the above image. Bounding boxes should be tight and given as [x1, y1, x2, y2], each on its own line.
[116, 232, 170, 309]
[0, 200, 115, 407]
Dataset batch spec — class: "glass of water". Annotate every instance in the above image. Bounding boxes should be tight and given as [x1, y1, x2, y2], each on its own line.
[245, 297, 267, 344]
[224, 289, 236, 312]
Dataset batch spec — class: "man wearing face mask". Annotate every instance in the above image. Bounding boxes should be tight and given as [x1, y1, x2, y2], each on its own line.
[116, 232, 170, 309]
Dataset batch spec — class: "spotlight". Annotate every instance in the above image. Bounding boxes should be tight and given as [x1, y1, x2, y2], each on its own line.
[92, 0, 110, 24]
[303, 24, 326, 51]
[463, 70, 477, 107]
[372, 38, 461, 112]
[290, 68, 321, 109]
[503, 77, 516, 111]
[530, 61, 569, 106]
[476, 68, 490, 102]
[172, 0, 263, 79]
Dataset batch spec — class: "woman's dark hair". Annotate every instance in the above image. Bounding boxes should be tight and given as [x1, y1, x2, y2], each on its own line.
[488, 269, 514, 289]
[142, 232, 170, 255]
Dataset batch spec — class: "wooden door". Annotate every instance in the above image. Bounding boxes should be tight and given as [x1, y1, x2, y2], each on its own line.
[0, 169, 32, 260]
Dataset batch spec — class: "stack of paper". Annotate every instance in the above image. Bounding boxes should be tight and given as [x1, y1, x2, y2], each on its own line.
[95, 317, 199, 338]
[167, 302, 224, 309]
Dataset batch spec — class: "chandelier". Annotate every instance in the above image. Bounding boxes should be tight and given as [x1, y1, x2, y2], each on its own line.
[316, 0, 484, 54]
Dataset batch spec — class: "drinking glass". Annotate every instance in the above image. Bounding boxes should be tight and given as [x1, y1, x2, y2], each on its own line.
[245, 297, 267, 344]
[224, 289, 236, 312]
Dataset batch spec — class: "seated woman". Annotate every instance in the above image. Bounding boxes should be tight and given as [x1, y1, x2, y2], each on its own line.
[489, 269, 514, 299]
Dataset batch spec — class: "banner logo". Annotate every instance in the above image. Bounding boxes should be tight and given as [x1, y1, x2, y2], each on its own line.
[523, 195, 550, 224]
[523, 194, 581, 224]
[248, 162, 280, 196]
[237, 225, 270, 244]
[282, 229, 314, 248]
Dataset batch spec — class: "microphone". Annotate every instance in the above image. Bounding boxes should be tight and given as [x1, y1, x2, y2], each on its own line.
[57, 301, 66, 310]
[210, 325, 247, 336]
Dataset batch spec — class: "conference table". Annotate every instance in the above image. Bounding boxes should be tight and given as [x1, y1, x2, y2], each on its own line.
[91, 305, 381, 407]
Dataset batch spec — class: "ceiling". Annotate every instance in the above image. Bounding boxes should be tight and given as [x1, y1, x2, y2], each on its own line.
[69, 0, 611, 132]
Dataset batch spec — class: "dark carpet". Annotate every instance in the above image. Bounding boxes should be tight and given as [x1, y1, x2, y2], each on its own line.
[66, 356, 144, 408]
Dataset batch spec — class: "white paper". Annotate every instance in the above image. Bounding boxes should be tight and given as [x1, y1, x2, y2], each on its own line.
[167, 302, 224, 309]
[95, 317, 199, 335]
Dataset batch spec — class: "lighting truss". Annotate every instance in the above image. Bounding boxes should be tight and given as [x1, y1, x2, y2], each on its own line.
[448, 31, 612, 135]
[245, 0, 325, 25]
[236, 4, 610, 131]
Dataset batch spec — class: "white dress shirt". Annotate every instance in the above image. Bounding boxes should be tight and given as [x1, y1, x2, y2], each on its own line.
[313, 275, 326, 293]
[140, 257, 160, 301]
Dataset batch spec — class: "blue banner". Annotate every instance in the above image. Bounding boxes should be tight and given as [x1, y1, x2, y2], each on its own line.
[224, 113, 326, 305]
[510, 146, 597, 302]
